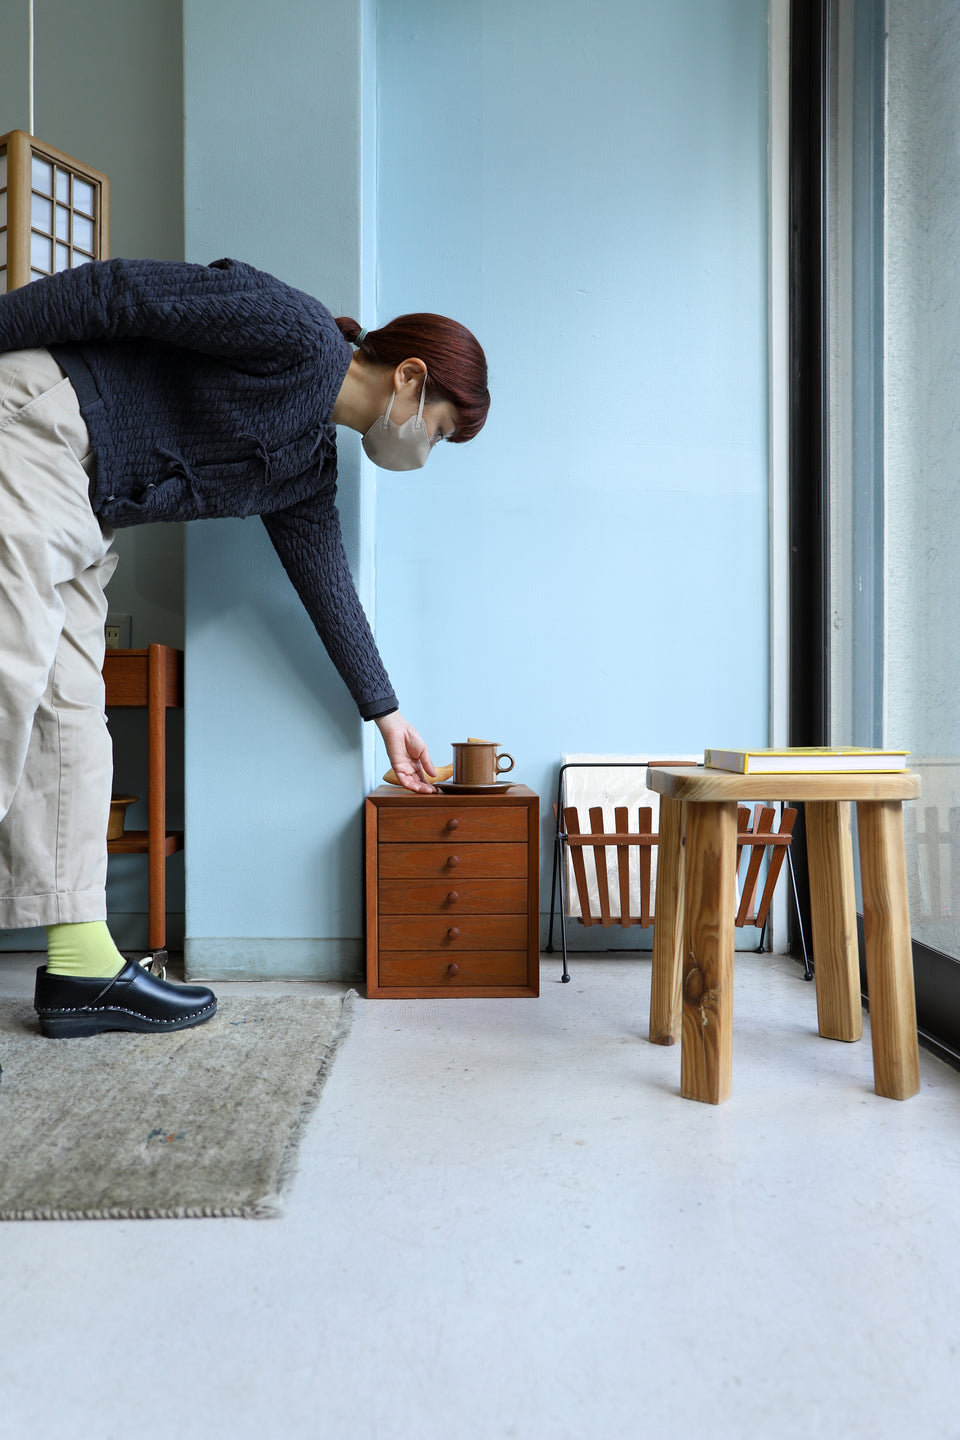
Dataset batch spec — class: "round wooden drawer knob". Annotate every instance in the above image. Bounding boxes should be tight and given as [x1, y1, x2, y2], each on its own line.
[446, 854, 459, 867]
[447, 963, 460, 977]
[447, 927, 460, 940]
[446, 891, 460, 904]
[446, 817, 459, 830]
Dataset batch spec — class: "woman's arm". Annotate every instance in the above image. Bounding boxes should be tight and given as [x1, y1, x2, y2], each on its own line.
[260, 490, 398, 720]
[263, 498, 438, 792]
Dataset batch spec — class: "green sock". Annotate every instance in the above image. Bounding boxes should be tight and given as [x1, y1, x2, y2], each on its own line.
[45, 922, 126, 980]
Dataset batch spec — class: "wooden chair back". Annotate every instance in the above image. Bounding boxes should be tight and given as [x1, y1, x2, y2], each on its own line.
[561, 801, 798, 931]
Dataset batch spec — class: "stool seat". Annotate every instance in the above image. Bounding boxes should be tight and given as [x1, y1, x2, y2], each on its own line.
[645, 765, 921, 1104]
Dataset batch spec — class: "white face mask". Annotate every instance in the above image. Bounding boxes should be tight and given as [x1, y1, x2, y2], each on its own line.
[361, 377, 434, 471]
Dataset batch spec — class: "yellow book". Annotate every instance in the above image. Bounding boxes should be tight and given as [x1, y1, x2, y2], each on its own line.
[704, 746, 910, 775]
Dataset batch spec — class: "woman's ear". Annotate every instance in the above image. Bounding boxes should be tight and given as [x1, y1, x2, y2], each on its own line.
[393, 358, 428, 392]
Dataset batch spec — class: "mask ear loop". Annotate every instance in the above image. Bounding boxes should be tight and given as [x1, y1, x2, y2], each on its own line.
[413, 371, 428, 429]
[380, 370, 428, 430]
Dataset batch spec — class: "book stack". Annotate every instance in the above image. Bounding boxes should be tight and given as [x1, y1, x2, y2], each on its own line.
[703, 747, 909, 775]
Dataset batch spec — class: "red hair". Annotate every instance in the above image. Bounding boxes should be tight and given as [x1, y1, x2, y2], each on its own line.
[335, 312, 490, 442]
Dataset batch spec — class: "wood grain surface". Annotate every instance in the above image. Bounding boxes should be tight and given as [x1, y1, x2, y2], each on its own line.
[806, 801, 862, 1042]
[680, 801, 738, 1103]
[649, 796, 685, 1045]
[857, 800, 921, 1099]
[378, 807, 528, 844]
[647, 765, 920, 803]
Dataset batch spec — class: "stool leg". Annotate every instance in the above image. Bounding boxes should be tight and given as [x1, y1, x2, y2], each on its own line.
[806, 801, 862, 1041]
[856, 800, 920, 1100]
[649, 796, 685, 1045]
[681, 800, 737, 1104]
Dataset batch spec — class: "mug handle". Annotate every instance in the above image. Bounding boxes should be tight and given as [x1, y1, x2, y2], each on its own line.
[495, 751, 515, 775]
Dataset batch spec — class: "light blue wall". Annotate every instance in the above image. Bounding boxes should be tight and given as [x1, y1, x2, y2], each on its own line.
[181, 0, 371, 978]
[177, 0, 768, 976]
[373, 0, 770, 908]
[2, 1, 769, 971]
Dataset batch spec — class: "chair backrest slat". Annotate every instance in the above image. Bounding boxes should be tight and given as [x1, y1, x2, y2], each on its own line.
[638, 805, 654, 927]
[589, 805, 613, 925]
[736, 805, 775, 926]
[752, 806, 797, 929]
[563, 806, 597, 925]
[736, 805, 751, 874]
[614, 805, 633, 928]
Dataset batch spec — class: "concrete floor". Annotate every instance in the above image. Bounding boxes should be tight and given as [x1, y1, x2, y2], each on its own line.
[1, 949, 959, 1440]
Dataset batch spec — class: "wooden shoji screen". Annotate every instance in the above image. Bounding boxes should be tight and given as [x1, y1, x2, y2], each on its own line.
[0, 130, 109, 292]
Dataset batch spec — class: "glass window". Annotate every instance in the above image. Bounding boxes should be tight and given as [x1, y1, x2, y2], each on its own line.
[30, 156, 53, 195]
[73, 178, 95, 216]
[30, 193, 53, 234]
[55, 169, 70, 205]
[55, 243, 70, 273]
[70, 253, 91, 270]
[72, 213, 95, 253]
[55, 205, 70, 243]
[829, 0, 960, 962]
[30, 232, 52, 272]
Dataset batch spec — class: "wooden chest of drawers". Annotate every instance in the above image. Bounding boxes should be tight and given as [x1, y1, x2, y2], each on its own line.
[364, 784, 540, 998]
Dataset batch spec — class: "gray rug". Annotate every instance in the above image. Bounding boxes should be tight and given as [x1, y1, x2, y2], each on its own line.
[0, 991, 355, 1220]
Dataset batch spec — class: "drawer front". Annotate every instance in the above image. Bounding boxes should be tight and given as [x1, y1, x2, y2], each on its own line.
[379, 914, 528, 951]
[378, 951, 530, 988]
[379, 842, 527, 880]
[379, 878, 527, 915]
[378, 806, 528, 844]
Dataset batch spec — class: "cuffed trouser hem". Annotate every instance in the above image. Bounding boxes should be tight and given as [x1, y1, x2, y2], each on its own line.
[0, 888, 108, 930]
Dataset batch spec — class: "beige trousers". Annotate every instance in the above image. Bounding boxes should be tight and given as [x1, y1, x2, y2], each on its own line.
[0, 347, 117, 928]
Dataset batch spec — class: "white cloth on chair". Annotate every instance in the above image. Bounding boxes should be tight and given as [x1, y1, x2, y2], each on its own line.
[561, 752, 700, 919]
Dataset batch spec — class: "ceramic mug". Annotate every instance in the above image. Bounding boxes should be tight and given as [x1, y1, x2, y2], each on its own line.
[451, 740, 515, 786]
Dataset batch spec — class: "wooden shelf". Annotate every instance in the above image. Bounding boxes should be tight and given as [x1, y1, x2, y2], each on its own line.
[107, 830, 184, 858]
[103, 646, 183, 708]
[102, 645, 183, 957]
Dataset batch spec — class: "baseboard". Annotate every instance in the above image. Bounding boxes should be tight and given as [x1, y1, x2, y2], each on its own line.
[184, 936, 364, 983]
[0, 927, 45, 952]
[0, 912, 185, 954]
[112, 911, 186, 952]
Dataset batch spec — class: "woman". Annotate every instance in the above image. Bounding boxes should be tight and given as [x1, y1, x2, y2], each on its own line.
[0, 255, 490, 1037]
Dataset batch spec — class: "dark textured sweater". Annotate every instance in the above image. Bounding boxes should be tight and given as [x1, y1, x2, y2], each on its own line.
[0, 256, 398, 720]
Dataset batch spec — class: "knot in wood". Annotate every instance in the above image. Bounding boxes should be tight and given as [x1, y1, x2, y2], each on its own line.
[683, 962, 705, 1006]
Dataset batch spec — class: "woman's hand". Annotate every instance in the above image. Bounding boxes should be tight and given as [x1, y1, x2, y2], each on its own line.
[375, 711, 439, 794]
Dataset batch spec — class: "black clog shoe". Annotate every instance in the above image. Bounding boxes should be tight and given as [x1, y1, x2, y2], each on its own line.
[34, 960, 217, 1038]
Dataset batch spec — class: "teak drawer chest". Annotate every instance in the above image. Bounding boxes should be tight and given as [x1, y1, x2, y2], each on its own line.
[365, 784, 540, 998]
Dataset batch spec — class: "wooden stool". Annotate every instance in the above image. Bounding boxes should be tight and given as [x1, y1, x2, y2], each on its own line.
[646, 765, 922, 1104]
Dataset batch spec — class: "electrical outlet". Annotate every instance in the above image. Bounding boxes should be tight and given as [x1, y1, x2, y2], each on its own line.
[105, 614, 132, 649]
